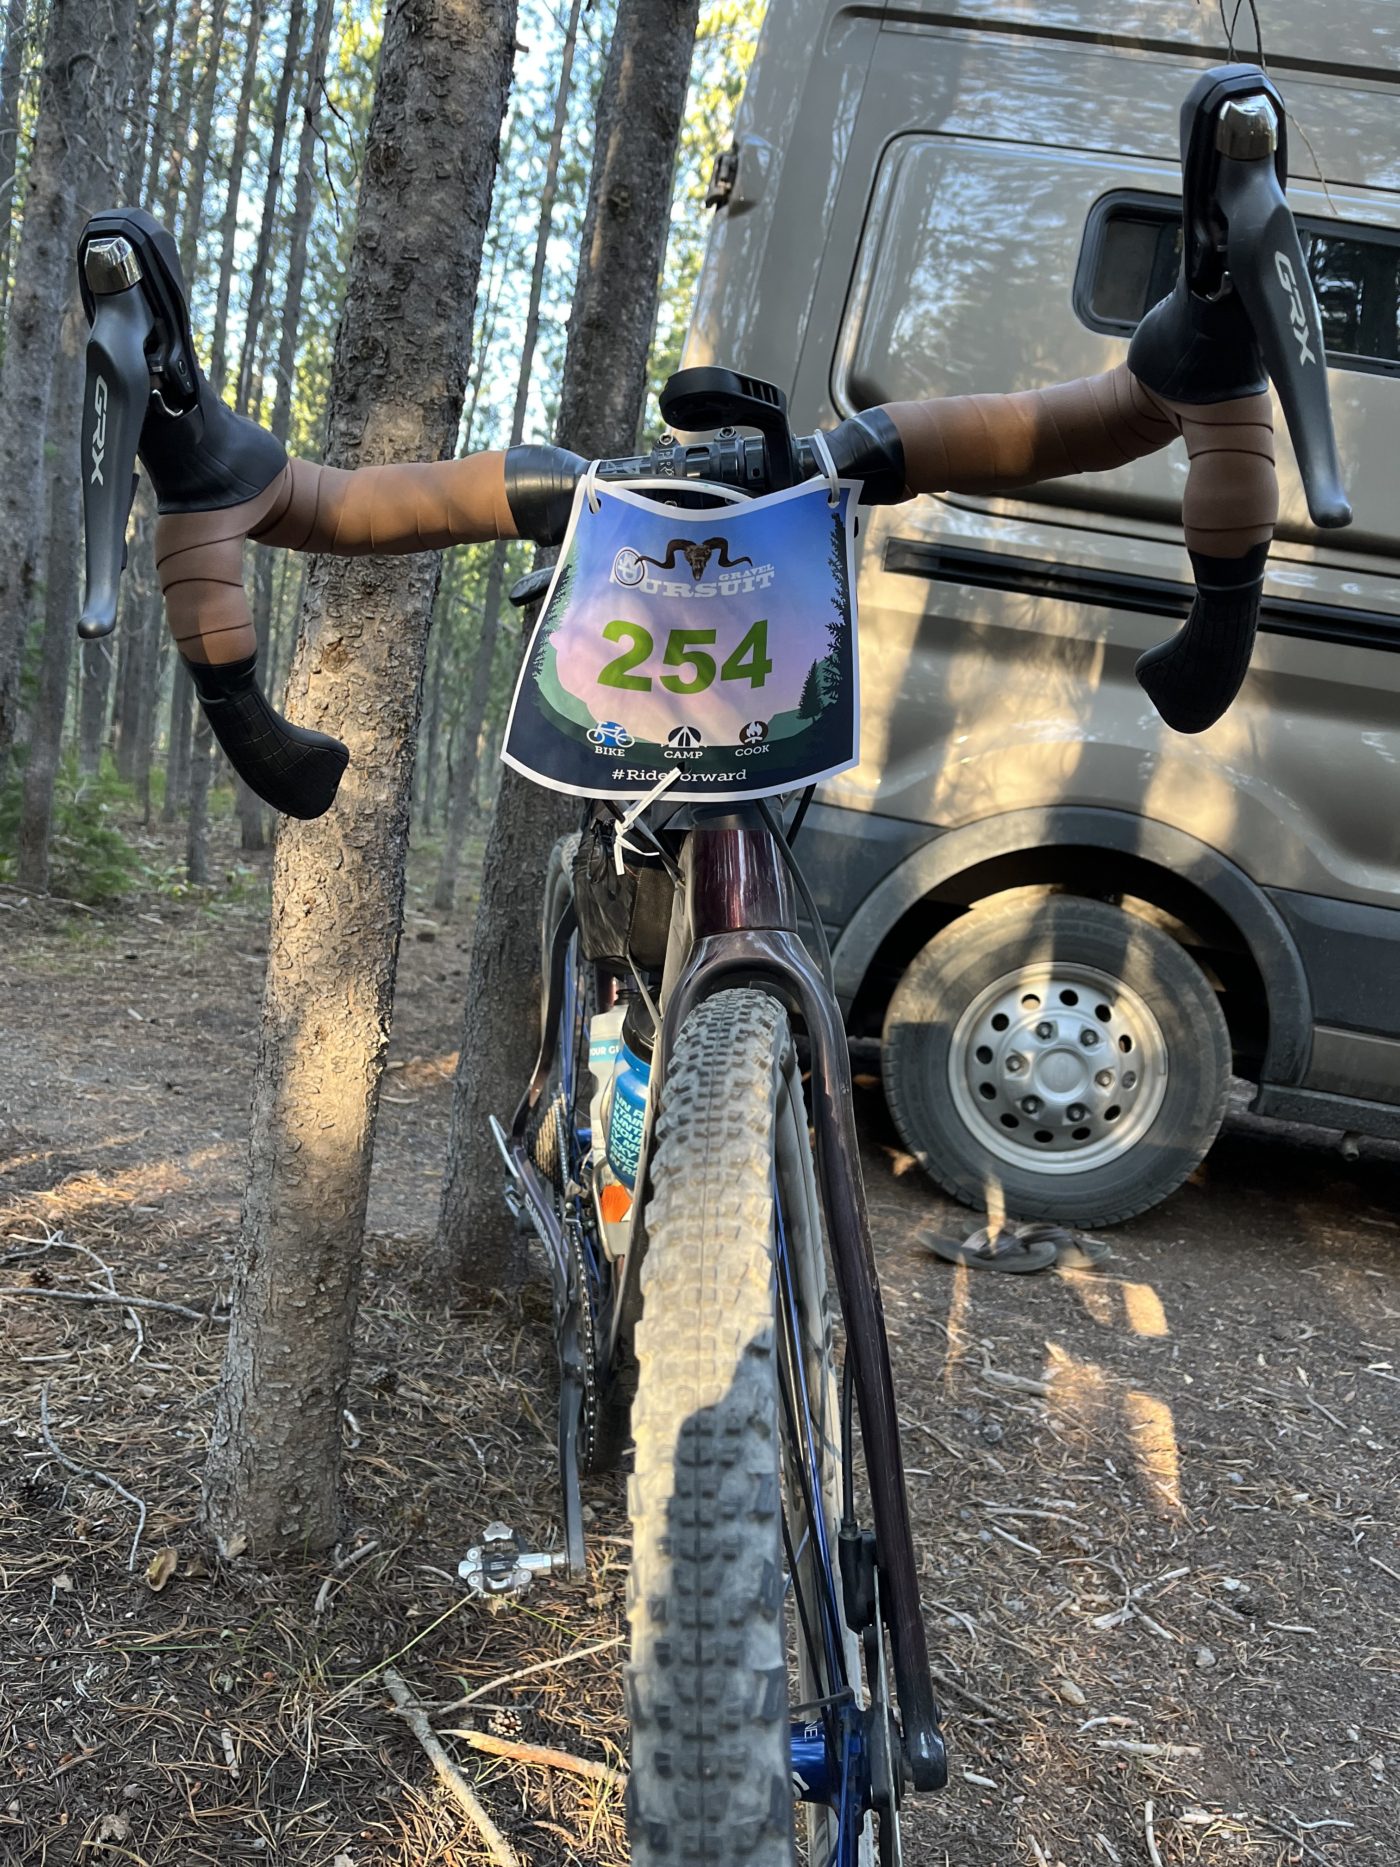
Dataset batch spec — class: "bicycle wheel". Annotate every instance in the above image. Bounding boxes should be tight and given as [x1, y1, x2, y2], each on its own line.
[627, 988, 877, 1867]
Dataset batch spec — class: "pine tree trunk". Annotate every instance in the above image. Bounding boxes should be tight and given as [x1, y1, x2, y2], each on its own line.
[432, 0, 582, 913]
[234, 0, 306, 416]
[186, 711, 214, 884]
[179, 0, 230, 879]
[15, 306, 84, 890]
[163, 661, 193, 820]
[178, 0, 228, 285]
[236, 0, 334, 849]
[137, 0, 177, 199]
[132, 586, 165, 821]
[0, 0, 137, 767]
[78, 638, 113, 773]
[202, 0, 519, 1561]
[0, 0, 27, 311]
[160, 0, 205, 228]
[417, 579, 453, 831]
[435, 0, 701, 1290]
[208, 0, 267, 399]
[122, 0, 161, 198]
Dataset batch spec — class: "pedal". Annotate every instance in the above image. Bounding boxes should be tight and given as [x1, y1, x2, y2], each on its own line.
[458, 1522, 569, 1597]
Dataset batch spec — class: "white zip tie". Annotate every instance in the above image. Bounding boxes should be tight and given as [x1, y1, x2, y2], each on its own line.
[583, 458, 603, 513]
[613, 767, 682, 874]
[808, 428, 842, 510]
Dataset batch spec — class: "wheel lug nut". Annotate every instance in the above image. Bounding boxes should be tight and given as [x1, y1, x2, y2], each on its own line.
[1123, 1069, 1137, 1090]
[1021, 1095, 1042, 1116]
[1006, 1053, 1026, 1074]
[1095, 1069, 1113, 1089]
[1034, 1021, 1054, 1041]
[1079, 1027, 1100, 1047]
[1067, 1103, 1087, 1122]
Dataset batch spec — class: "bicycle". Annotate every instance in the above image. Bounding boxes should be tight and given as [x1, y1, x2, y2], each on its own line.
[76, 62, 1347, 1867]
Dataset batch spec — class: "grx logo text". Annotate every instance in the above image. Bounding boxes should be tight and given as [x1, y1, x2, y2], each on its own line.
[1274, 253, 1316, 367]
[90, 375, 109, 485]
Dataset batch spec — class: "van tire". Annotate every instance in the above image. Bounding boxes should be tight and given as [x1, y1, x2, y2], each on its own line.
[882, 894, 1230, 1227]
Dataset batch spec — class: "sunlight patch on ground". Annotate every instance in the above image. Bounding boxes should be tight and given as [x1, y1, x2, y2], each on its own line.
[7, 1143, 237, 1227]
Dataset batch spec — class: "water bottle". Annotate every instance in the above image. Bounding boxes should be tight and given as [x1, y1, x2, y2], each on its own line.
[605, 998, 654, 1191]
[588, 1002, 627, 1177]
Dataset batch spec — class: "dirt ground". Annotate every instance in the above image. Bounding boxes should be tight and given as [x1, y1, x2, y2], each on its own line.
[1, 815, 1397, 1866]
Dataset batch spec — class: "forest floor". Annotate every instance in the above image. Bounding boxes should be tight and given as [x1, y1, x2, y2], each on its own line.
[1, 807, 1398, 1867]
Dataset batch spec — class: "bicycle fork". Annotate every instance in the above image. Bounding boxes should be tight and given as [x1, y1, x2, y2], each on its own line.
[648, 816, 948, 1794]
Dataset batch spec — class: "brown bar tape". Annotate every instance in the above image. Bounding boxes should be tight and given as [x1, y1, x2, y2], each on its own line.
[882, 362, 1276, 561]
[154, 451, 517, 666]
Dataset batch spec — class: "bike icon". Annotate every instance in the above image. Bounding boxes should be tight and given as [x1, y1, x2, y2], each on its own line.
[588, 720, 634, 749]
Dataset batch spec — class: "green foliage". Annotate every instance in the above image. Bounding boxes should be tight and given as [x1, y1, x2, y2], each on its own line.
[0, 755, 140, 903]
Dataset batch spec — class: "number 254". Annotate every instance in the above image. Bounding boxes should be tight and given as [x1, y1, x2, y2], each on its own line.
[598, 619, 773, 694]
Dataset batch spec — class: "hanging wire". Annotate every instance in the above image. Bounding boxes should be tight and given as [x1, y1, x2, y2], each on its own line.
[1213, 0, 1267, 65]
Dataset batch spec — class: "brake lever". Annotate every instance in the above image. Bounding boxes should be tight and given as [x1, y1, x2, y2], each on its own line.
[1214, 103, 1350, 526]
[78, 236, 153, 637]
[1129, 63, 1350, 530]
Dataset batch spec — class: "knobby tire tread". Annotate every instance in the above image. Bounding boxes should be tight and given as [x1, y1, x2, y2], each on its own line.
[626, 988, 796, 1867]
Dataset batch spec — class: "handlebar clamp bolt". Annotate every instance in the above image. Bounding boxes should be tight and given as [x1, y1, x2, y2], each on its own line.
[1215, 95, 1278, 162]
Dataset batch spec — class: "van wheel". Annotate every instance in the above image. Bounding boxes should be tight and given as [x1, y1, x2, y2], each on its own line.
[881, 894, 1230, 1227]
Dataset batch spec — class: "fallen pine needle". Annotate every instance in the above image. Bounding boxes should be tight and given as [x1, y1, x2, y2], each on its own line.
[382, 1666, 519, 1867]
[443, 1728, 625, 1789]
[927, 1664, 1015, 1725]
[439, 1635, 627, 1712]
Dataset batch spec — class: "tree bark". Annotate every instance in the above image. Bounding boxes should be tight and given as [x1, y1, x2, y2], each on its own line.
[236, 0, 335, 850]
[160, 0, 205, 230]
[435, 0, 701, 1290]
[416, 572, 454, 831]
[233, 0, 306, 416]
[137, 0, 177, 199]
[0, 0, 28, 312]
[178, 0, 229, 287]
[180, 0, 230, 879]
[202, 0, 519, 1561]
[432, 0, 583, 915]
[208, 0, 267, 399]
[15, 305, 84, 890]
[0, 0, 137, 768]
[78, 638, 114, 773]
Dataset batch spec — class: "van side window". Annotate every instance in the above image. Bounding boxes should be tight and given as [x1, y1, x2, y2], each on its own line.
[1076, 191, 1400, 376]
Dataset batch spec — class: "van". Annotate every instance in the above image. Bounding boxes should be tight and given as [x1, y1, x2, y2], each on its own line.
[684, 0, 1400, 1224]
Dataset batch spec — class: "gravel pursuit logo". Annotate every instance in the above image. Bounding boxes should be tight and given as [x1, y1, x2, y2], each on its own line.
[612, 534, 775, 598]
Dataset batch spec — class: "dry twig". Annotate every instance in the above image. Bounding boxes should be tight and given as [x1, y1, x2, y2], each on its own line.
[444, 1728, 625, 1789]
[0, 1285, 219, 1322]
[1144, 1798, 1164, 1867]
[312, 1538, 381, 1618]
[382, 1666, 519, 1867]
[37, 1381, 148, 1570]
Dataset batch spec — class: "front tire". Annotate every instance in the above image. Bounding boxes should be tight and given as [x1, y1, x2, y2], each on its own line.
[626, 989, 864, 1866]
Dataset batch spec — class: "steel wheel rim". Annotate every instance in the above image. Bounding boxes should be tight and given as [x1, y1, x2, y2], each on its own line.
[947, 960, 1168, 1176]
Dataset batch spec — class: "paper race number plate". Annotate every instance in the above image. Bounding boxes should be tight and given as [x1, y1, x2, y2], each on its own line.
[501, 476, 860, 802]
